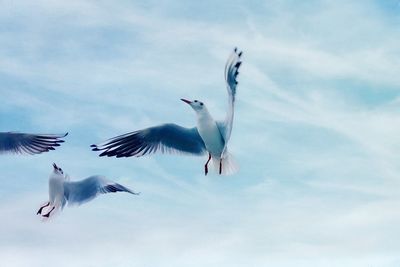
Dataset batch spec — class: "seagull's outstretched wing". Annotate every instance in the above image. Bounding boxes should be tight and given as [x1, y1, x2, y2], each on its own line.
[0, 132, 68, 155]
[63, 175, 139, 206]
[91, 123, 206, 158]
[217, 48, 242, 154]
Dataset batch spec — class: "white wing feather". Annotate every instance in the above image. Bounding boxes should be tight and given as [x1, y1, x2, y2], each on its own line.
[218, 48, 242, 155]
[63, 175, 138, 206]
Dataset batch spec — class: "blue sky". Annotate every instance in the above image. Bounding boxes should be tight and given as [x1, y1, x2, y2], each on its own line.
[1, 0, 400, 266]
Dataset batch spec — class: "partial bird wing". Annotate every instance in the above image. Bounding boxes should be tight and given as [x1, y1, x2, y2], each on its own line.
[0, 132, 68, 155]
[91, 123, 207, 158]
[218, 48, 242, 154]
[63, 175, 139, 206]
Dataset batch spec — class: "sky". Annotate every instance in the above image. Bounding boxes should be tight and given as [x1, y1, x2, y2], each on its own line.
[1, 0, 400, 266]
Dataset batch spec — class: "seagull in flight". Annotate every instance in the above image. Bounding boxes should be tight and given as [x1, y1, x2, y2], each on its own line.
[0, 132, 68, 155]
[36, 163, 139, 218]
[91, 48, 243, 175]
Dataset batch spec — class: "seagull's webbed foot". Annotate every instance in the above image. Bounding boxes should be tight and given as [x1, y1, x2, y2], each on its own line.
[204, 153, 211, 176]
[36, 202, 50, 215]
[42, 206, 55, 218]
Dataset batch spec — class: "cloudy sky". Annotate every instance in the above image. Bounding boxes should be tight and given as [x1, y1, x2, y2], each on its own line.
[1, 0, 400, 266]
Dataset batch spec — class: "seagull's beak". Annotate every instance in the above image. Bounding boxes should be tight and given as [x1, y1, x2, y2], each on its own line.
[180, 98, 192, 105]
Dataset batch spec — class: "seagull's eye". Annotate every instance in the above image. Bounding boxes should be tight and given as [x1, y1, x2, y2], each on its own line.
[200, 102, 203, 106]
[194, 100, 198, 102]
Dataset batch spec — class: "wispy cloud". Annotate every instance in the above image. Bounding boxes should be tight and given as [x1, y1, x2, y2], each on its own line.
[1, 0, 400, 266]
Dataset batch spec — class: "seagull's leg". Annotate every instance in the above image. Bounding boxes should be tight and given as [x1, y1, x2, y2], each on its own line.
[204, 153, 211, 176]
[36, 202, 50, 215]
[42, 206, 55, 218]
[219, 159, 222, 175]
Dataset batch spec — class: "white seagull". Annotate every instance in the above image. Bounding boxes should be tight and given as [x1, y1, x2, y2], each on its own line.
[0, 132, 68, 155]
[91, 48, 243, 175]
[36, 163, 139, 218]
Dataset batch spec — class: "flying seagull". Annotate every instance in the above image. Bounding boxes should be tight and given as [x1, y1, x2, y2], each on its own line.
[91, 48, 243, 175]
[0, 132, 68, 155]
[36, 163, 139, 218]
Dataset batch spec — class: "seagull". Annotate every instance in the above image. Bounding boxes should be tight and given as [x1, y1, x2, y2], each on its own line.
[36, 163, 139, 218]
[0, 132, 68, 155]
[91, 48, 243, 175]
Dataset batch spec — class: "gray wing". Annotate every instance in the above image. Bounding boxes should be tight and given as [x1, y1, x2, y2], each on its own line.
[63, 175, 139, 206]
[218, 48, 242, 152]
[91, 123, 206, 158]
[0, 132, 68, 155]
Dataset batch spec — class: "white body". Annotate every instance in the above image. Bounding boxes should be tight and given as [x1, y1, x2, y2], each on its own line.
[48, 172, 65, 209]
[192, 103, 238, 175]
[196, 109, 224, 157]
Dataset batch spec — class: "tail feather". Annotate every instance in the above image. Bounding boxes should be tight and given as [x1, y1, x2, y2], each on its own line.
[211, 152, 239, 176]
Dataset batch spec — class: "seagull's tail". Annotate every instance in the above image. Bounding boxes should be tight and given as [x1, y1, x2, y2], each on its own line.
[212, 151, 239, 176]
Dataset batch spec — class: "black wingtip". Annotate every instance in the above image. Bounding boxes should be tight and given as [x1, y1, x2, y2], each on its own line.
[99, 151, 108, 157]
[91, 145, 100, 151]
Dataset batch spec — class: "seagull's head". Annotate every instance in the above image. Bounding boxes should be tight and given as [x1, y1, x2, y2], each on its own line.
[180, 98, 205, 112]
[52, 163, 64, 175]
